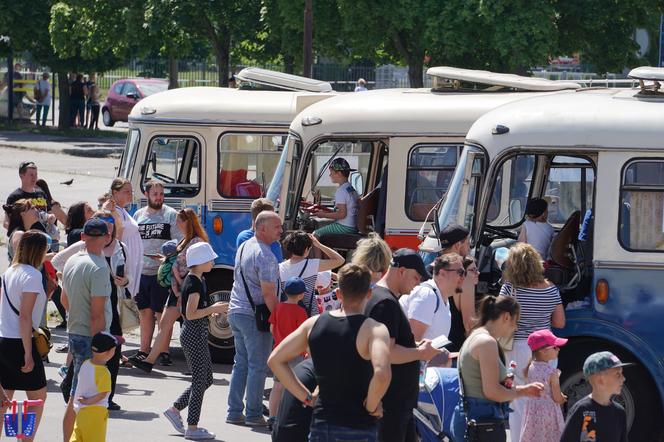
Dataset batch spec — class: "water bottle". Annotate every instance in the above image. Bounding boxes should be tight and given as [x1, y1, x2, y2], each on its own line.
[419, 361, 427, 388]
[503, 360, 517, 389]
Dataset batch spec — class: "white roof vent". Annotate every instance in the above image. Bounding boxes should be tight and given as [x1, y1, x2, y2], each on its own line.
[628, 66, 664, 95]
[427, 66, 581, 91]
[236, 68, 333, 93]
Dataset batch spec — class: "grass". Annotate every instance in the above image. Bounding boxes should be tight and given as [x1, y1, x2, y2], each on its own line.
[0, 121, 127, 139]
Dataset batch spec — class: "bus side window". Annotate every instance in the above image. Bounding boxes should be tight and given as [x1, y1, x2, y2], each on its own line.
[619, 160, 664, 251]
[143, 136, 201, 197]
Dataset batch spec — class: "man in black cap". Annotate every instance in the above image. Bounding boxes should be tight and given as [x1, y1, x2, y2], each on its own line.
[438, 224, 470, 256]
[364, 248, 441, 442]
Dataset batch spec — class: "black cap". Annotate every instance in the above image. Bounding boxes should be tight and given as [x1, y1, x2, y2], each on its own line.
[329, 158, 355, 172]
[439, 224, 469, 247]
[391, 248, 429, 279]
[83, 218, 109, 237]
[91, 332, 117, 353]
[525, 198, 548, 218]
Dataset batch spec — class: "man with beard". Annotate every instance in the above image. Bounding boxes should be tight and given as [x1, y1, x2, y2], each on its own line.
[132, 180, 182, 364]
[399, 253, 466, 347]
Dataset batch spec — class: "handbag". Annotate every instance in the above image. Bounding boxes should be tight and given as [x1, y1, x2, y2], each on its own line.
[497, 285, 516, 352]
[2, 277, 52, 358]
[118, 289, 140, 332]
[239, 243, 272, 332]
[458, 339, 508, 442]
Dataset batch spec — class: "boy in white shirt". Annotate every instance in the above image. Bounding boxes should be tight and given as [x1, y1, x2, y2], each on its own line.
[313, 157, 359, 237]
[518, 198, 555, 260]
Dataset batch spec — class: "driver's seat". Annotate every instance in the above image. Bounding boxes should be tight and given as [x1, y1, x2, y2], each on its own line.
[319, 187, 380, 251]
[549, 210, 581, 268]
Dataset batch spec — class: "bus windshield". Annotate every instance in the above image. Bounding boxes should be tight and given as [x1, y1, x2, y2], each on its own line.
[437, 145, 485, 233]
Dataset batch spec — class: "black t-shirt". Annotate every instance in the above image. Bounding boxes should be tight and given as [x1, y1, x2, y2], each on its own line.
[180, 274, 208, 321]
[364, 285, 419, 411]
[67, 228, 83, 247]
[560, 396, 627, 442]
[70, 80, 85, 100]
[273, 358, 317, 442]
[6, 188, 51, 212]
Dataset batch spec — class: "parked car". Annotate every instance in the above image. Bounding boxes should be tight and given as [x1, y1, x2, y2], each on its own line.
[102, 78, 168, 126]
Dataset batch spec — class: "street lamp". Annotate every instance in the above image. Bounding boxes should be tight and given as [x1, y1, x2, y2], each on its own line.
[0, 35, 13, 121]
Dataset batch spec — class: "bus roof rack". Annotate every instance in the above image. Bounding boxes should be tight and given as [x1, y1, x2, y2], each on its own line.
[236, 68, 333, 93]
[628, 66, 664, 95]
[427, 66, 581, 92]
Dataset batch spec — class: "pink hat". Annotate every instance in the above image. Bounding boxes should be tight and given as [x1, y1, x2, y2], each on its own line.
[527, 329, 568, 351]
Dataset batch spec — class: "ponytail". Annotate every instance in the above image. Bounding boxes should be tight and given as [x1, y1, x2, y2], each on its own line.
[474, 295, 520, 329]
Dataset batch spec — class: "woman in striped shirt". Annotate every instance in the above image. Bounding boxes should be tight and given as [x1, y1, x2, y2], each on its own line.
[499, 242, 565, 442]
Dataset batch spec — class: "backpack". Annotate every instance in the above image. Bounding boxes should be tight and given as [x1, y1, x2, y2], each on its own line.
[157, 254, 177, 288]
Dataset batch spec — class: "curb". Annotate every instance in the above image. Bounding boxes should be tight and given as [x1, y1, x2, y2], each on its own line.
[0, 142, 123, 158]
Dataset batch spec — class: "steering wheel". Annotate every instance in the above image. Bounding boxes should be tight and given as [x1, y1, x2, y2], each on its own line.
[483, 224, 519, 241]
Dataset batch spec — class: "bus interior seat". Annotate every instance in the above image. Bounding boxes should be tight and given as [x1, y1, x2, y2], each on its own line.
[318, 187, 380, 251]
[219, 169, 261, 198]
[549, 210, 581, 268]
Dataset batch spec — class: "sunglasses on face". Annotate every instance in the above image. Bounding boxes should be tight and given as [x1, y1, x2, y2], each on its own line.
[442, 268, 467, 277]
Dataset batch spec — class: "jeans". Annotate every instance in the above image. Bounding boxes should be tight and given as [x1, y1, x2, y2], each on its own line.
[449, 397, 509, 442]
[309, 421, 378, 442]
[227, 312, 273, 420]
[36, 104, 49, 126]
[68, 333, 93, 396]
[378, 409, 416, 442]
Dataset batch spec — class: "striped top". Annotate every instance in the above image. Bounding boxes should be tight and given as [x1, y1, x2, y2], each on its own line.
[499, 282, 561, 340]
[279, 258, 321, 317]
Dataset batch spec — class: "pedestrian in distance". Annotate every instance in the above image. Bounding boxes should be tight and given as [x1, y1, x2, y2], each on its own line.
[69, 332, 117, 442]
[0, 230, 50, 442]
[267, 276, 310, 425]
[87, 74, 101, 130]
[268, 263, 392, 442]
[449, 295, 544, 442]
[364, 248, 442, 442]
[519, 329, 568, 442]
[70, 73, 86, 128]
[132, 179, 183, 362]
[226, 210, 282, 427]
[61, 218, 113, 441]
[34, 72, 51, 127]
[560, 351, 632, 442]
[355, 78, 368, 92]
[163, 242, 228, 440]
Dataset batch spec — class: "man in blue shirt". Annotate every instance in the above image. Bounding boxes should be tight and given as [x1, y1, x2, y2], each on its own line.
[236, 198, 283, 262]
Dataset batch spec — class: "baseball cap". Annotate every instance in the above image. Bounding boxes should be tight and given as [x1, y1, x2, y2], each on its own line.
[391, 248, 429, 279]
[186, 242, 218, 267]
[161, 239, 178, 256]
[91, 332, 117, 353]
[525, 198, 548, 218]
[284, 277, 307, 296]
[438, 224, 469, 248]
[583, 351, 634, 378]
[329, 158, 355, 172]
[527, 329, 568, 351]
[83, 218, 109, 237]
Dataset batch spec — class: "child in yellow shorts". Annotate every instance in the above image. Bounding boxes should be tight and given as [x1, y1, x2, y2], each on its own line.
[70, 332, 117, 442]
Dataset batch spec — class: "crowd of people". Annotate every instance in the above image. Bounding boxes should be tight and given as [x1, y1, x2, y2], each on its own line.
[0, 159, 631, 442]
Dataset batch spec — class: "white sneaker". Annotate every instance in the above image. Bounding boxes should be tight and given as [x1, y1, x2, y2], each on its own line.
[163, 408, 185, 435]
[184, 427, 216, 440]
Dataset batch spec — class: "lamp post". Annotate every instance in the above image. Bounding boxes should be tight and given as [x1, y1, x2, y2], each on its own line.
[0, 36, 12, 121]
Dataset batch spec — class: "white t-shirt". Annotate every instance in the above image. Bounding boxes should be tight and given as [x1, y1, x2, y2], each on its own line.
[335, 182, 359, 228]
[279, 258, 321, 317]
[0, 264, 47, 339]
[73, 359, 111, 412]
[522, 220, 555, 260]
[399, 280, 451, 340]
[36, 79, 51, 104]
[118, 207, 143, 296]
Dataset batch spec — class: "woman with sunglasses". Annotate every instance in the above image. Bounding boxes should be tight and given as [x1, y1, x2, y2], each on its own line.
[446, 256, 480, 353]
[498, 242, 565, 442]
[3, 199, 47, 261]
[129, 208, 209, 372]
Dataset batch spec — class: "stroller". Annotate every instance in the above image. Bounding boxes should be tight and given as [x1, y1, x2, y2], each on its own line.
[414, 367, 460, 441]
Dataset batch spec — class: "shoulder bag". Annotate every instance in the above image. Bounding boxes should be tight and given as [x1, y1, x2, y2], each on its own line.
[239, 243, 272, 332]
[115, 243, 140, 332]
[458, 338, 508, 442]
[2, 277, 52, 358]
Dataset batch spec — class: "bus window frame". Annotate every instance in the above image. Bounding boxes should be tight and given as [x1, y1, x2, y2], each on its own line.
[141, 134, 202, 197]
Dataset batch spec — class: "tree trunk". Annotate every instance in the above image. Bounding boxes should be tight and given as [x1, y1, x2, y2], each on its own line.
[168, 56, 179, 89]
[215, 39, 230, 87]
[56, 68, 71, 128]
[284, 54, 295, 74]
[408, 60, 424, 88]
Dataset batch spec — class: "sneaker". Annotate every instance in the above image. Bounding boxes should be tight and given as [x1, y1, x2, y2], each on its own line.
[107, 401, 121, 411]
[225, 415, 245, 425]
[57, 366, 68, 379]
[159, 352, 173, 366]
[245, 416, 270, 427]
[55, 344, 69, 353]
[134, 351, 149, 361]
[184, 427, 215, 440]
[163, 408, 185, 435]
[128, 356, 153, 374]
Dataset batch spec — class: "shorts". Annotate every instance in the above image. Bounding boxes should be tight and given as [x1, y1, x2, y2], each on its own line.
[0, 337, 46, 391]
[314, 222, 358, 238]
[136, 274, 170, 312]
[70, 406, 108, 442]
[69, 333, 93, 396]
[273, 355, 305, 383]
[166, 289, 179, 309]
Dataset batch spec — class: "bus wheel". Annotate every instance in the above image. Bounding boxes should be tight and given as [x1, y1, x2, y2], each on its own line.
[559, 340, 663, 440]
[208, 290, 235, 363]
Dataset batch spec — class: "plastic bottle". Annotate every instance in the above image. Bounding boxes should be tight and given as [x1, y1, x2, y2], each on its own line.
[503, 360, 517, 389]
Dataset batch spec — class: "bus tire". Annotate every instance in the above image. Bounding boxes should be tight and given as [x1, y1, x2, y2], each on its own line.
[559, 339, 663, 441]
[208, 289, 235, 363]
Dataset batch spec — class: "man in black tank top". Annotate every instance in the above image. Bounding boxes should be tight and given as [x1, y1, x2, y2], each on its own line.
[269, 264, 391, 442]
[364, 249, 442, 442]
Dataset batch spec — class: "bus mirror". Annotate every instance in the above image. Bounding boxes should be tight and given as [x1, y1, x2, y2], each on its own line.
[350, 172, 363, 193]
